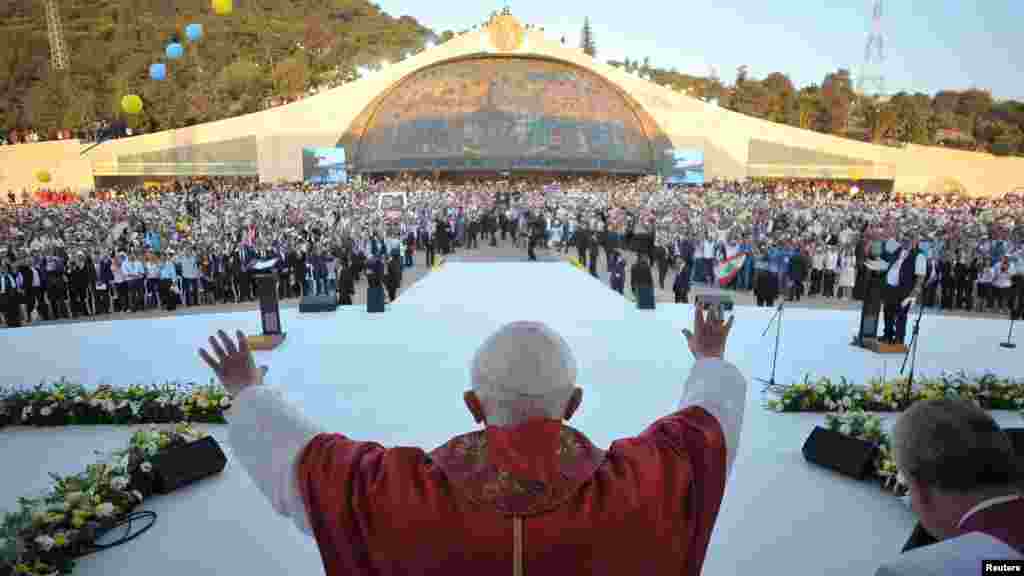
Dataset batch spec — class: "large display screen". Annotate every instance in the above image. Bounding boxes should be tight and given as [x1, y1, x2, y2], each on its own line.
[665, 149, 704, 185]
[302, 147, 348, 183]
[349, 58, 659, 173]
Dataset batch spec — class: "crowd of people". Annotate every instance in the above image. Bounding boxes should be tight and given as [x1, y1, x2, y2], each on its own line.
[1, 174, 1022, 328]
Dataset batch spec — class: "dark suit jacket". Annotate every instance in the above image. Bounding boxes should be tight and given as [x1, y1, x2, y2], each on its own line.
[630, 261, 653, 289]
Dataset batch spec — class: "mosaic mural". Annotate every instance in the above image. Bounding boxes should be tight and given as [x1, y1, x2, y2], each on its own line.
[346, 58, 664, 173]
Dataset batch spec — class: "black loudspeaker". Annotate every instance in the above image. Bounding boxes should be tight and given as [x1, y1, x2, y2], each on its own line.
[857, 271, 884, 345]
[802, 426, 878, 480]
[1005, 428, 1024, 456]
[299, 294, 338, 313]
[636, 286, 656, 310]
[151, 436, 227, 495]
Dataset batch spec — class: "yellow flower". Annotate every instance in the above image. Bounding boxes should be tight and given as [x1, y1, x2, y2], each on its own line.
[46, 512, 65, 524]
[71, 516, 86, 528]
[53, 533, 67, 547]
[14, 563, 31, 574]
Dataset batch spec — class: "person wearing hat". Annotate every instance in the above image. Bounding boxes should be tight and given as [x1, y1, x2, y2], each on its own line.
[200, 307, 745, 575]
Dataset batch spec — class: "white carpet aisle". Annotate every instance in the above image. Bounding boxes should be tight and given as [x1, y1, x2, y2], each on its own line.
[1, 262, 1021, 576]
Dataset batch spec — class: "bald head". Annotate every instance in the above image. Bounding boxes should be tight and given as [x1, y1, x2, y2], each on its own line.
[466, 322, 582, 427]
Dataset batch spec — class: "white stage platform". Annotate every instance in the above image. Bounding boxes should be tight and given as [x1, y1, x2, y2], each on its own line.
[2, 262, 1021, 576]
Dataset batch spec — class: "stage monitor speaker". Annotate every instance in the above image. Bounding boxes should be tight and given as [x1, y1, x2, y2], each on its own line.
[299, 294, 338, 313]
[802, 426, 878, 480]
[151, 436, 227, 495]
[367, 285, 386, 313]
[636, 286, 656, 310]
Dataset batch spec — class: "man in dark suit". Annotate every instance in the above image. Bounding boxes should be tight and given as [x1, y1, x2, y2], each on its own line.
[655, 245, 670, 290]
[386, 248, 402, 302]
[419, 227, 435, 268]
[630, 254, 654, 300]
[18, 257, 45, 322]
[673, 259, 690, 303]
[338, 256, 354, 306]
[609, 251, 625, 294]
[575, 226, 590, 266]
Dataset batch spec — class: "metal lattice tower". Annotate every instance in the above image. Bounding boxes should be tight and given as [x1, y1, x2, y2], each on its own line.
[857, 0, 885, 96]
[43, 0, 69, 71]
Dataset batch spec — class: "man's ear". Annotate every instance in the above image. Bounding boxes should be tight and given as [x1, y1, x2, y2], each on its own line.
[464, 390, 486, 424]
[563, 387, 583, 421]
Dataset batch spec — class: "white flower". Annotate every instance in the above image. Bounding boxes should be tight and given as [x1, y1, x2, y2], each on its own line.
[219, 397, 231, 408]
[94, 502, 116, 517]
[140, 462, 152, 473]
[131, 490, 144, 502]
[824, 399, 835, 410]
[34, 534, 55, 551]
[117, 400, 129, 409]
[839, 423, 852, 436]
[22, 406, 33, 419]
[111, 476, 129, 490]
[196, 397, 209, 409]
[103, 399, 116, 412]
[65, 491, 85, 505]
[89, 398, 102, 408]
[40, 406, 52, 417]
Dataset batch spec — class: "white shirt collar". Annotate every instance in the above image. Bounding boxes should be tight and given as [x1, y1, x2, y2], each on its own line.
[957, 494, 1022, 529]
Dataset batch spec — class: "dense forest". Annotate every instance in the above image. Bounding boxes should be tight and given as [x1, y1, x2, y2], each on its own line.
[2, 2, 1022, 157]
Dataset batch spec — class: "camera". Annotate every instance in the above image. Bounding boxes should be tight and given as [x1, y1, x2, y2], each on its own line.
[695, 293, 734, 314]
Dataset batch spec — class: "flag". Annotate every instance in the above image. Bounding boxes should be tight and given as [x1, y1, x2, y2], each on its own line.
[714, 253, 746, 287]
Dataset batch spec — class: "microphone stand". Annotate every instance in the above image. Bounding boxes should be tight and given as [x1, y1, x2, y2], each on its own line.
[899, 301, 925, 409]
[1000, 312, 1017, 349]
[756, 301, 784, 392]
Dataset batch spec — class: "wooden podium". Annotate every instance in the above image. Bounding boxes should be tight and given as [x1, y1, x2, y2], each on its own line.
[248, 262, 286, 351]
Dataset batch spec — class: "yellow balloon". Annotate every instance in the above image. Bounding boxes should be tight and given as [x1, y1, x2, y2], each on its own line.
[121, 94, 143, 115]
[212, 0, 233, 15]
[36, 170, 51, 183]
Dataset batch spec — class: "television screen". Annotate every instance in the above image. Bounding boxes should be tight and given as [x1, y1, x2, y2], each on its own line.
[665, 149, 705, 185]
[302, 147, 348, 183]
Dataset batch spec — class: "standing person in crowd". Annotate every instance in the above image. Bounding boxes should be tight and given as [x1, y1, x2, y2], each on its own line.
[991, 256, 1015, 314]
[126, 251, 146, 312]
[159, 253, 179, 311]
[810, 244, 824, 296]
[787, 246, 808, 302]
[656, 244, 670, 290]
[673, 257, 690, 303]
[179, 248, 200, 307]
[882, 239, 927, 346]
[68, 252, 90, 317]
[338, 256, 354, 306]
[18, 256, 44, 322]
[976, 258, 994, 312]
[837, 248, 856, 300]
[94, 252, 112, 315]
[630, 254, 653, 301]
[609, 251, 625, 295]
[145, 253, 162, 309]
[199, 305, 745, 575]
[753, 246, 780, 307]
[823, 244, 838, 299]
[46, 251, 68, 319]
[1, 261, 22, 327]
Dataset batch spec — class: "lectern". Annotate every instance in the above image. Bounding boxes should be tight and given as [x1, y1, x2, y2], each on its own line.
[248, 260, 286, 350]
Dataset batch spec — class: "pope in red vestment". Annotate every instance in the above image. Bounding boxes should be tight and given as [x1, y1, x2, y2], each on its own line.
[202, 309, 746, 576]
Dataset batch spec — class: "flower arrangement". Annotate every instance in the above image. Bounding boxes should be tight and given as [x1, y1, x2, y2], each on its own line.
[823, 411, 907, 496]
[0, 380, 232, 430]
[766, 371, 1024, 414]
[0, 424, 210, 576]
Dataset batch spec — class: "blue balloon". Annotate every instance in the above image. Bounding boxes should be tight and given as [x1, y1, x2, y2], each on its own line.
[149, 62, 167, 81]
[166, 43, 184, 59]
[185, 23, 203, 42]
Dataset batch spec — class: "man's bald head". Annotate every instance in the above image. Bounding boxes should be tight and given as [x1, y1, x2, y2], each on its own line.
[466, 322, 582, 427]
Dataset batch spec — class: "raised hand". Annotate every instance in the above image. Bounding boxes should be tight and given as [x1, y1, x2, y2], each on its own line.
[681, 304, 734, 360]
[198, 330, 267, 396]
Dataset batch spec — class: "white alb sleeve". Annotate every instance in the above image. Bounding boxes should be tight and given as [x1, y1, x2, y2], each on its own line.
[226, 384, 324, 536]
[677, 358, 748, 480]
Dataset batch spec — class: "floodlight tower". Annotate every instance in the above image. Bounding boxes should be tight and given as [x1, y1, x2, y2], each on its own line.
[43, 0, 69, 71]
[857, 0, 885, 96]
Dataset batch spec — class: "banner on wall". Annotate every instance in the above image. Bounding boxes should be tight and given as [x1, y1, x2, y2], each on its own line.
[665, 149, 705, 185]
[302, 147, 347, 183]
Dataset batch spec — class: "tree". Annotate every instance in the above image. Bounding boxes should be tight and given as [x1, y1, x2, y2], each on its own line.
[579, 17, 596, 57]
[272, 56, 311, 97]
[797, 87, 821, 130]
[821, 69, 853, 135]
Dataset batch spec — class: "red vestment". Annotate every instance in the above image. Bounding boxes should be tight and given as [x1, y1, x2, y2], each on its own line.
[297, 406, 727, 575]
[956, 497, 1024, 554]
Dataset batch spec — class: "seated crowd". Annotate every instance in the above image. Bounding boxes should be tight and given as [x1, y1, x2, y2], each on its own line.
[1, 175, 1022, 327]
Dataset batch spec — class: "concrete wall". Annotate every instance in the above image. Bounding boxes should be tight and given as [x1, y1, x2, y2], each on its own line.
[2, 22, 1023, 198]
[0, 140, 95, 199]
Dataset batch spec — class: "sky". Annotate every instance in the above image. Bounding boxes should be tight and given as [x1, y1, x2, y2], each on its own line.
[374, 0, 1023, 101]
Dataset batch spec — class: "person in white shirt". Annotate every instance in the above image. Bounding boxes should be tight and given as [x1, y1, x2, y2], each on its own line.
[178, 248, 200, 307]
[991, 256, 1015, 313]
[823, 246, 839, 298]
[882, 239, 928, 345]
[875, 399, 1023, 575]
[976, 261, 995, 312]
[811, 246, 825, 296]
